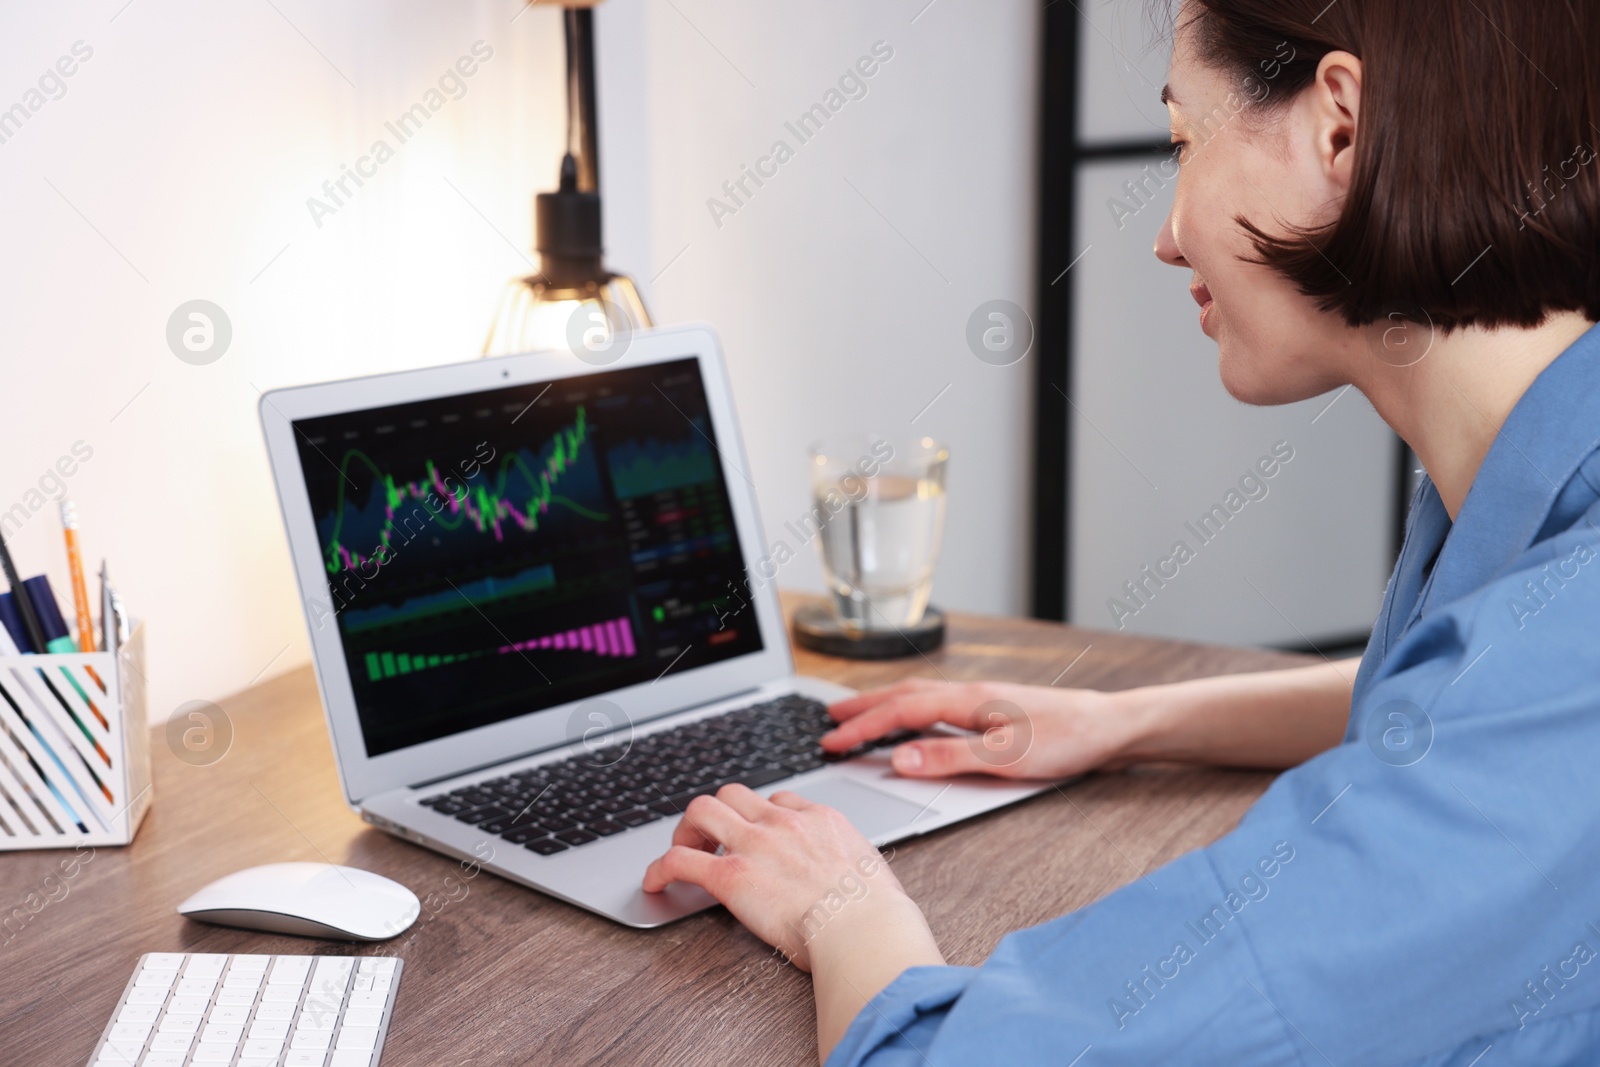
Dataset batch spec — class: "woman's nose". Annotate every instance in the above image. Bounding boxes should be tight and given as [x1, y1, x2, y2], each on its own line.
[1154, 212, 1187, 268]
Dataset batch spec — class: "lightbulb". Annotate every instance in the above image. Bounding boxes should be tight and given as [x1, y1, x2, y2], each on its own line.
[482, 271, 650, 363]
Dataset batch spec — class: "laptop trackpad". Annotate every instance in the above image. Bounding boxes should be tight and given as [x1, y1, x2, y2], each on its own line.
[790, 777, 933, 839]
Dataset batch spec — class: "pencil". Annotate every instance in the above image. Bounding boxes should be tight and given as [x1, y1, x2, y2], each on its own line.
[61, 502, 96, 652]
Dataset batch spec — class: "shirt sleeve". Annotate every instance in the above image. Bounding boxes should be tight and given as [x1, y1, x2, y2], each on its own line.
[828, 518, 1600, 1067]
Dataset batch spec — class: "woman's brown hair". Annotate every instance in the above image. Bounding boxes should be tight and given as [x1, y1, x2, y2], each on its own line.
[1176, 0, 1600, 330]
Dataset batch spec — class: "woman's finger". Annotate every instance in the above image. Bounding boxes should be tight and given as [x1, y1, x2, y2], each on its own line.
[768, 789, 814, 811]
[713, 781, 771, 821]
[820, 689, 986, 750]
[642, 843, 727, 894]
[669, 793, 750, 852]
[890, 733, 1030, 779]
[825, 678, 939, 721]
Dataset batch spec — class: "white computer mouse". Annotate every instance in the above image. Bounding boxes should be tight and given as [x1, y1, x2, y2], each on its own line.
[177, 862, 421, 941]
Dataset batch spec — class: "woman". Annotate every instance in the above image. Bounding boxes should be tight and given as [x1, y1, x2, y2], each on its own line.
[645, 0, 1600, 1061]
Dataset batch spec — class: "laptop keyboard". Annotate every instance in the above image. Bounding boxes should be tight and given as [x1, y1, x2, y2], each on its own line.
[418, 694, 908, 856]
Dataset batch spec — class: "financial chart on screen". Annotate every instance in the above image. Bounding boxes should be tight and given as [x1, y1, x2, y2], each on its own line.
[293, 358, 764, 756]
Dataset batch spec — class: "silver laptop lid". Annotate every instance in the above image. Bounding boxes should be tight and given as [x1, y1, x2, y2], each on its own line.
[259, 324, 793, 806]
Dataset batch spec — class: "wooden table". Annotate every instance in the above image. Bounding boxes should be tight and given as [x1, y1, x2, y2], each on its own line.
[2, 591, 1315, 1066]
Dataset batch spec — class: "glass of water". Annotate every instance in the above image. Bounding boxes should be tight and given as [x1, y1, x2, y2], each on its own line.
[806, 434, 949, 631]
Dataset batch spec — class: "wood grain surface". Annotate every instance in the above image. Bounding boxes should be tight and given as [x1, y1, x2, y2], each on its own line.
[0, 590, 1315, 1067]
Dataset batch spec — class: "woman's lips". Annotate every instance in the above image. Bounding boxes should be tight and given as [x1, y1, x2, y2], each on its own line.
[1190, 283, 1214, 332]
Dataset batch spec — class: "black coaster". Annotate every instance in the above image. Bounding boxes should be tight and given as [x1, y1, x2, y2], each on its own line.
[792, 602, 945, 659]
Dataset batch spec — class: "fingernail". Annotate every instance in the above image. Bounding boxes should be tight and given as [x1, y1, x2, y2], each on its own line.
[893, 745, 923, 772]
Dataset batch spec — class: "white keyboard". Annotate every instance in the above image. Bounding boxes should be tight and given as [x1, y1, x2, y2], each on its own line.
[87, 952, 403, 1067]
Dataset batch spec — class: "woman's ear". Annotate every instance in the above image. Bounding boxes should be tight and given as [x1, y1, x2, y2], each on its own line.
[1310, 50, 1363, 192]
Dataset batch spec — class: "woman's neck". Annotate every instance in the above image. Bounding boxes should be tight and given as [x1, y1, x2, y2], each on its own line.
[1351, 311, 1596, 521]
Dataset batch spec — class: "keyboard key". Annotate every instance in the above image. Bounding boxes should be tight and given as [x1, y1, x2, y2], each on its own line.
[216, 991, 258, 1007]
[134, 971, 176, 990]
[285, 1052, 328, 1066]
[307, 986, 349, 1013]
[250, 1019, 292, 1039]
[341, 1005, 384, 1027]
[616, 808, 662, 828]
[126, 988, 168, 1006]
[148, 1033, 193, 1052]
[157, 1014, 201, 1034]
[246, 1017, 291, 1036]
[255, 1003, 297, 1021]
[108, 1021, 153, 1044]
[201, 1022, 244, 1043]
[292, 1028, 334, 1050]
[243, 1036, 287, 1058]
[739, 766, 793, 790]
[336, 1025, 380, 1050]
[230, 954, 272, 972]
[185, 954, 228, 975]
[175, 977, 217, 997]
[425, 798, 470, 815]
[193, 1044, 237, 1063]
[143, 953, 186, 971]
[525, 837, 569, 855]
[138, 1053, 187, 1067]
[94, 1043, 141, 1065]
[346, 991, 388, 1009]
[115, 1003, 160, 1023]
[555, 828, 599, 846]
[329, 1051, 374, 1067]
[270, 957, 313, 983]
[165, 997, 209, 1016]
[358, 957, 397, 975]
[209, 1003, 252, 1024]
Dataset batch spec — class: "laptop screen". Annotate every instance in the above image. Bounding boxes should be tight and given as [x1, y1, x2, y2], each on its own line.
[291, 356, 766, 757]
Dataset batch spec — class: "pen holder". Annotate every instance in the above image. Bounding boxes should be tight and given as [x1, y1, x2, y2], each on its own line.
[0, 623, 151, 849]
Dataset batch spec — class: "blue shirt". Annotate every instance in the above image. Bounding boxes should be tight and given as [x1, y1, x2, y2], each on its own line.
[828, 322, 1600, 1066]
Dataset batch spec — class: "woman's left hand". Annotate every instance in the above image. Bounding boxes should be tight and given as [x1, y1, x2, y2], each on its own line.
[641, 783, 909, 972]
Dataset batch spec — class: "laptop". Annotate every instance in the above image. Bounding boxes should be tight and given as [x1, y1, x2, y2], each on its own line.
[258, 323, 1058, 927]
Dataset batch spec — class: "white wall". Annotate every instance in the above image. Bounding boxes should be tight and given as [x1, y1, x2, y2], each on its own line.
[1, 1, 1043, 727]
[597, 0, 1042, 632]
[0, 1, 569, 723]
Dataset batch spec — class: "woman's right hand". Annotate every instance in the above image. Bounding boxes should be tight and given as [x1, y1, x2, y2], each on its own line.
[819, 678, 1150, 781]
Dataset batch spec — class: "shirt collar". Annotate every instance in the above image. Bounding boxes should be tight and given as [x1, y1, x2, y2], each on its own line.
[1414, 320, 1600, 618]
[1352, 321, 1600, 719]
